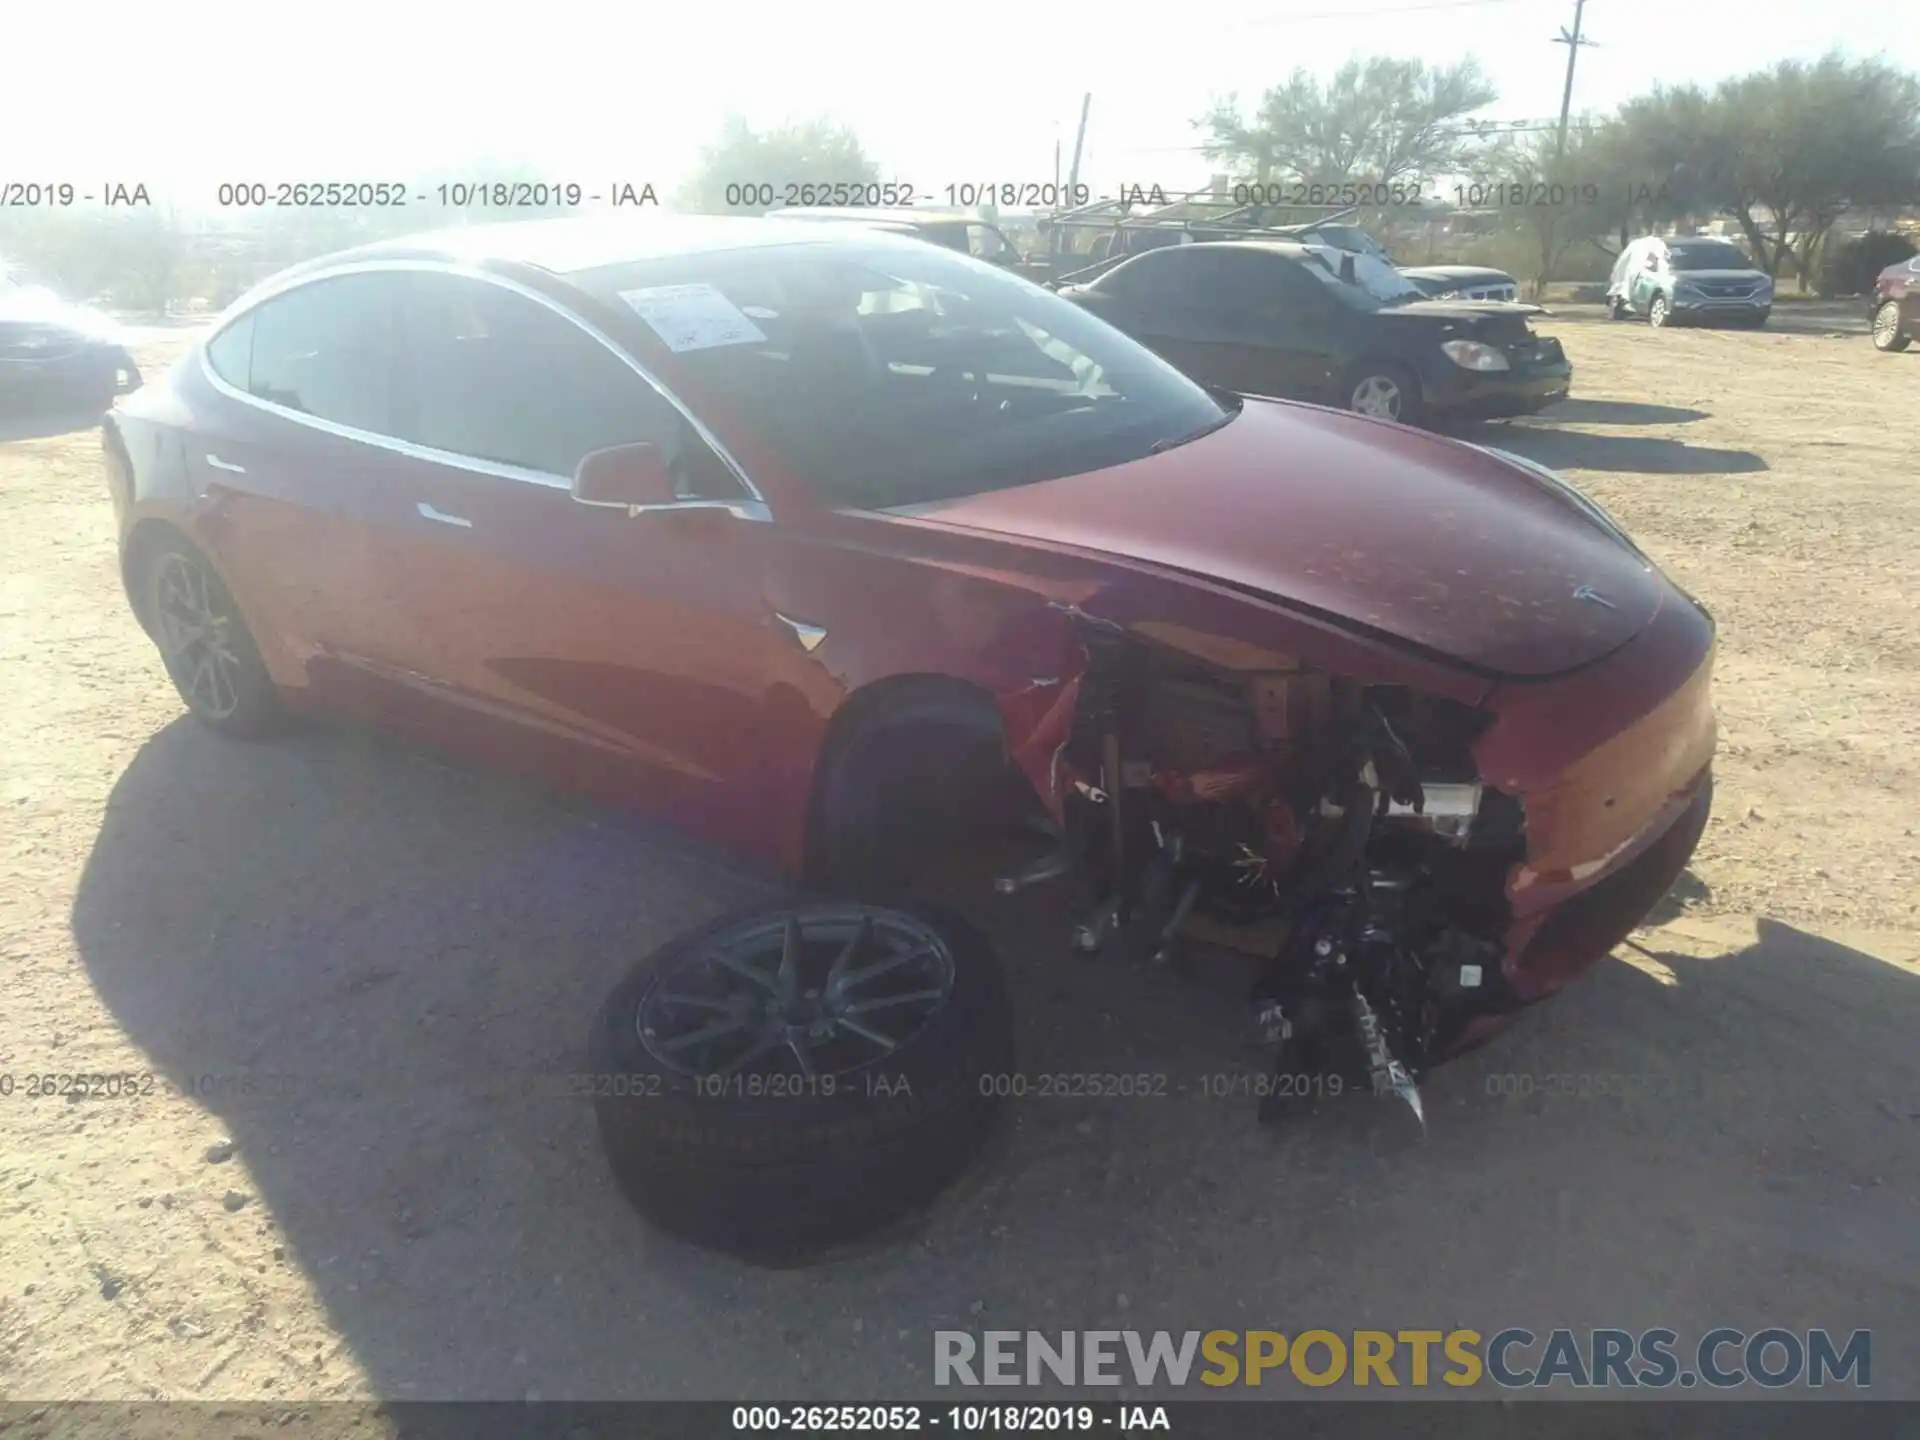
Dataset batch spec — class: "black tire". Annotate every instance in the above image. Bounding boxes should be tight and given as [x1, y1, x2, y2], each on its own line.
[1647, 294, 1673, 328]
[1872, 300, 1911, 352]
[1607, 294, 1629, 320]
[141, 537, 284, 738]
[1342, 360, 1422, 426]
[589, 899, 1016, 1264]
[1748, 308, 1770, 330]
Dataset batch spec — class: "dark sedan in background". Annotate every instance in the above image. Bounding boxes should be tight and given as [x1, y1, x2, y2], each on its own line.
[0, 283, 142, 419]
[1058, 241, 1570, 427]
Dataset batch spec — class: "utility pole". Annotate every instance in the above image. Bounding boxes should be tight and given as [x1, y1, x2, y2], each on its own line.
[1553, 0, 1597, 159]
[1066, 93, 1092, 196]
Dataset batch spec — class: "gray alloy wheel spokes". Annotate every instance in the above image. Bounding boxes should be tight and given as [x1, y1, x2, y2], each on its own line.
[153, 552, 245, 720]
[1873, 303, 1900, 348]
[638, 907, 956, 1081]
[1351, 375, 1402, 420]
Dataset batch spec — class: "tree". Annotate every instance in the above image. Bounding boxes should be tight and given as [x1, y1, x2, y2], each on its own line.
[1597, 57, 1920, 283]
[1197, 57, 1499, 187]
[1711, 55, 1920, 282]
[1485, 126, 1615, 297]
[1582, 87, 1716, 252]
[677, 116, 879, 214]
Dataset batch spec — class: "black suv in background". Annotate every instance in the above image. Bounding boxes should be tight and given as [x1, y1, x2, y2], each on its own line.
[1059, 241, 1570, 427]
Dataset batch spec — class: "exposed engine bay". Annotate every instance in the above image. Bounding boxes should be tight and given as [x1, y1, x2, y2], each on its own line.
[998, 613, 1528, 1126]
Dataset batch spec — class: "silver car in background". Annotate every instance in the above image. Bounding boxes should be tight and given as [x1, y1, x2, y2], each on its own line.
[1607, 236, 1774, 329]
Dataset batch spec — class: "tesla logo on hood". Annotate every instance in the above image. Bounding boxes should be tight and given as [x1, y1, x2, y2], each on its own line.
[1571, 584, 1617, 610]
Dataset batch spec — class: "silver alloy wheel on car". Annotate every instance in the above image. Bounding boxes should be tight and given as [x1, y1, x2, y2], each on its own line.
[1350, 373, 1404, 420]
[637, 906, 956, 1080]
[152, 551, 246, 720]
[1872, 300, 1910, 352]
[1649, 295, 1671, 328]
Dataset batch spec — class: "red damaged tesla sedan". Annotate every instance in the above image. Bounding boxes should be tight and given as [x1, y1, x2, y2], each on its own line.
[103, 215, 1714, 1130]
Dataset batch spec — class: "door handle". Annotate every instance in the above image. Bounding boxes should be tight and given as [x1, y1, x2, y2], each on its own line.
[416, 502, 473, 529]
[205, 453, 247, 474]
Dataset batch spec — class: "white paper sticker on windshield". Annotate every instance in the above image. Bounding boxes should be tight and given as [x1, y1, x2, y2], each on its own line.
[618, 284, 767, 353]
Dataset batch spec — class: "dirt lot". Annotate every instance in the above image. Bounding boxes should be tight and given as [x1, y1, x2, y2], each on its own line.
[2, 304, 1916, 1404]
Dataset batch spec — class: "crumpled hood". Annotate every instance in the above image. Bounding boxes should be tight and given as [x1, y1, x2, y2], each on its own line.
[893, 399, 1666, 680]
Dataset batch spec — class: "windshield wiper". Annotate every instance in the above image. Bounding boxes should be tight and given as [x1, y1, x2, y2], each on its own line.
[1148, 403, 1239, 455]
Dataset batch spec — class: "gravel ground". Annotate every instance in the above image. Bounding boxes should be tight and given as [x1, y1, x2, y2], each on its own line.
[1, 304, 1915, 1404]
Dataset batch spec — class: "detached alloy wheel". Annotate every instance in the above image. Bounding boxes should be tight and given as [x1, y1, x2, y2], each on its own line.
[1346, 363, 1419, 425]
[146, 542, 283, 737]
[589, 900, 1015, 1264]
[1648, 295, 1672, 328]
[1872, 300, 1911, 352]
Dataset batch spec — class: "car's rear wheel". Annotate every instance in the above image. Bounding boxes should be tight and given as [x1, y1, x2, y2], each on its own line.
[1872, 300, 1911, 352]
[590, 899, 1015, 1264]
[1345, 362, 1420, 425]
[1648, 295, 1672, 328]
[144, 540, 283, 738]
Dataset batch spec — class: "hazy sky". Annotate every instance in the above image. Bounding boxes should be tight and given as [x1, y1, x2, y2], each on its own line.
[5, 0, 1913, 210]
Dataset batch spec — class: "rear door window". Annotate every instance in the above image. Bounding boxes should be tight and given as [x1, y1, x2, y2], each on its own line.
[242, 273, 403, 434]
[204, 312, 255, 388]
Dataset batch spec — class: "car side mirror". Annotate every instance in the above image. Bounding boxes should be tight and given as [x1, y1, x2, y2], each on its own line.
[571, 442, 680, 513]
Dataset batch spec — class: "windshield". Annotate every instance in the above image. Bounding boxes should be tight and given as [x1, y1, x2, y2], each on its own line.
[1669, 242, 1756, 272]
[1300, 249, 1423, 309]
[574, 240, 1228, 509]
[1302, 225, 1392, 261]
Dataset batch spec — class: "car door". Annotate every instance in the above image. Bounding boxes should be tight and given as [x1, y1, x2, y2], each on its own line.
[1245, 256, 1351, 402]
[188, 271, 423, 700]
[1632, 243, 1663, 310]
[370, 268, 807, 824]
[1083, 249, 1289, 395]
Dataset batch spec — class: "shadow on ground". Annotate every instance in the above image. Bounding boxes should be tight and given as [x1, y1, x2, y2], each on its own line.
[1545, 301, 1869, 337]
[1533, 398, 1709, 427]
[1481, 425, 1768, 476]
[70, 719, 1920, 1399]
[0, 407, 108, 444]
[1642, 867, 1713, 926]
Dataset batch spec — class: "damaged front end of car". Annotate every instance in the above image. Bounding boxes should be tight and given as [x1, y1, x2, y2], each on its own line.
[991, 603, 1536, 1129]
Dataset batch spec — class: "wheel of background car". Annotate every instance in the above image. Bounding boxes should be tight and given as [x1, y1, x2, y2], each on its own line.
[1608, 295, 1629, 320]
[1648, 295, 1671, 328]
[143, 538, 284, 738]
[1345, 362, 1420, 425]
[588, 898, 1016, 1264]
[1872, 300, 1910, 351]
